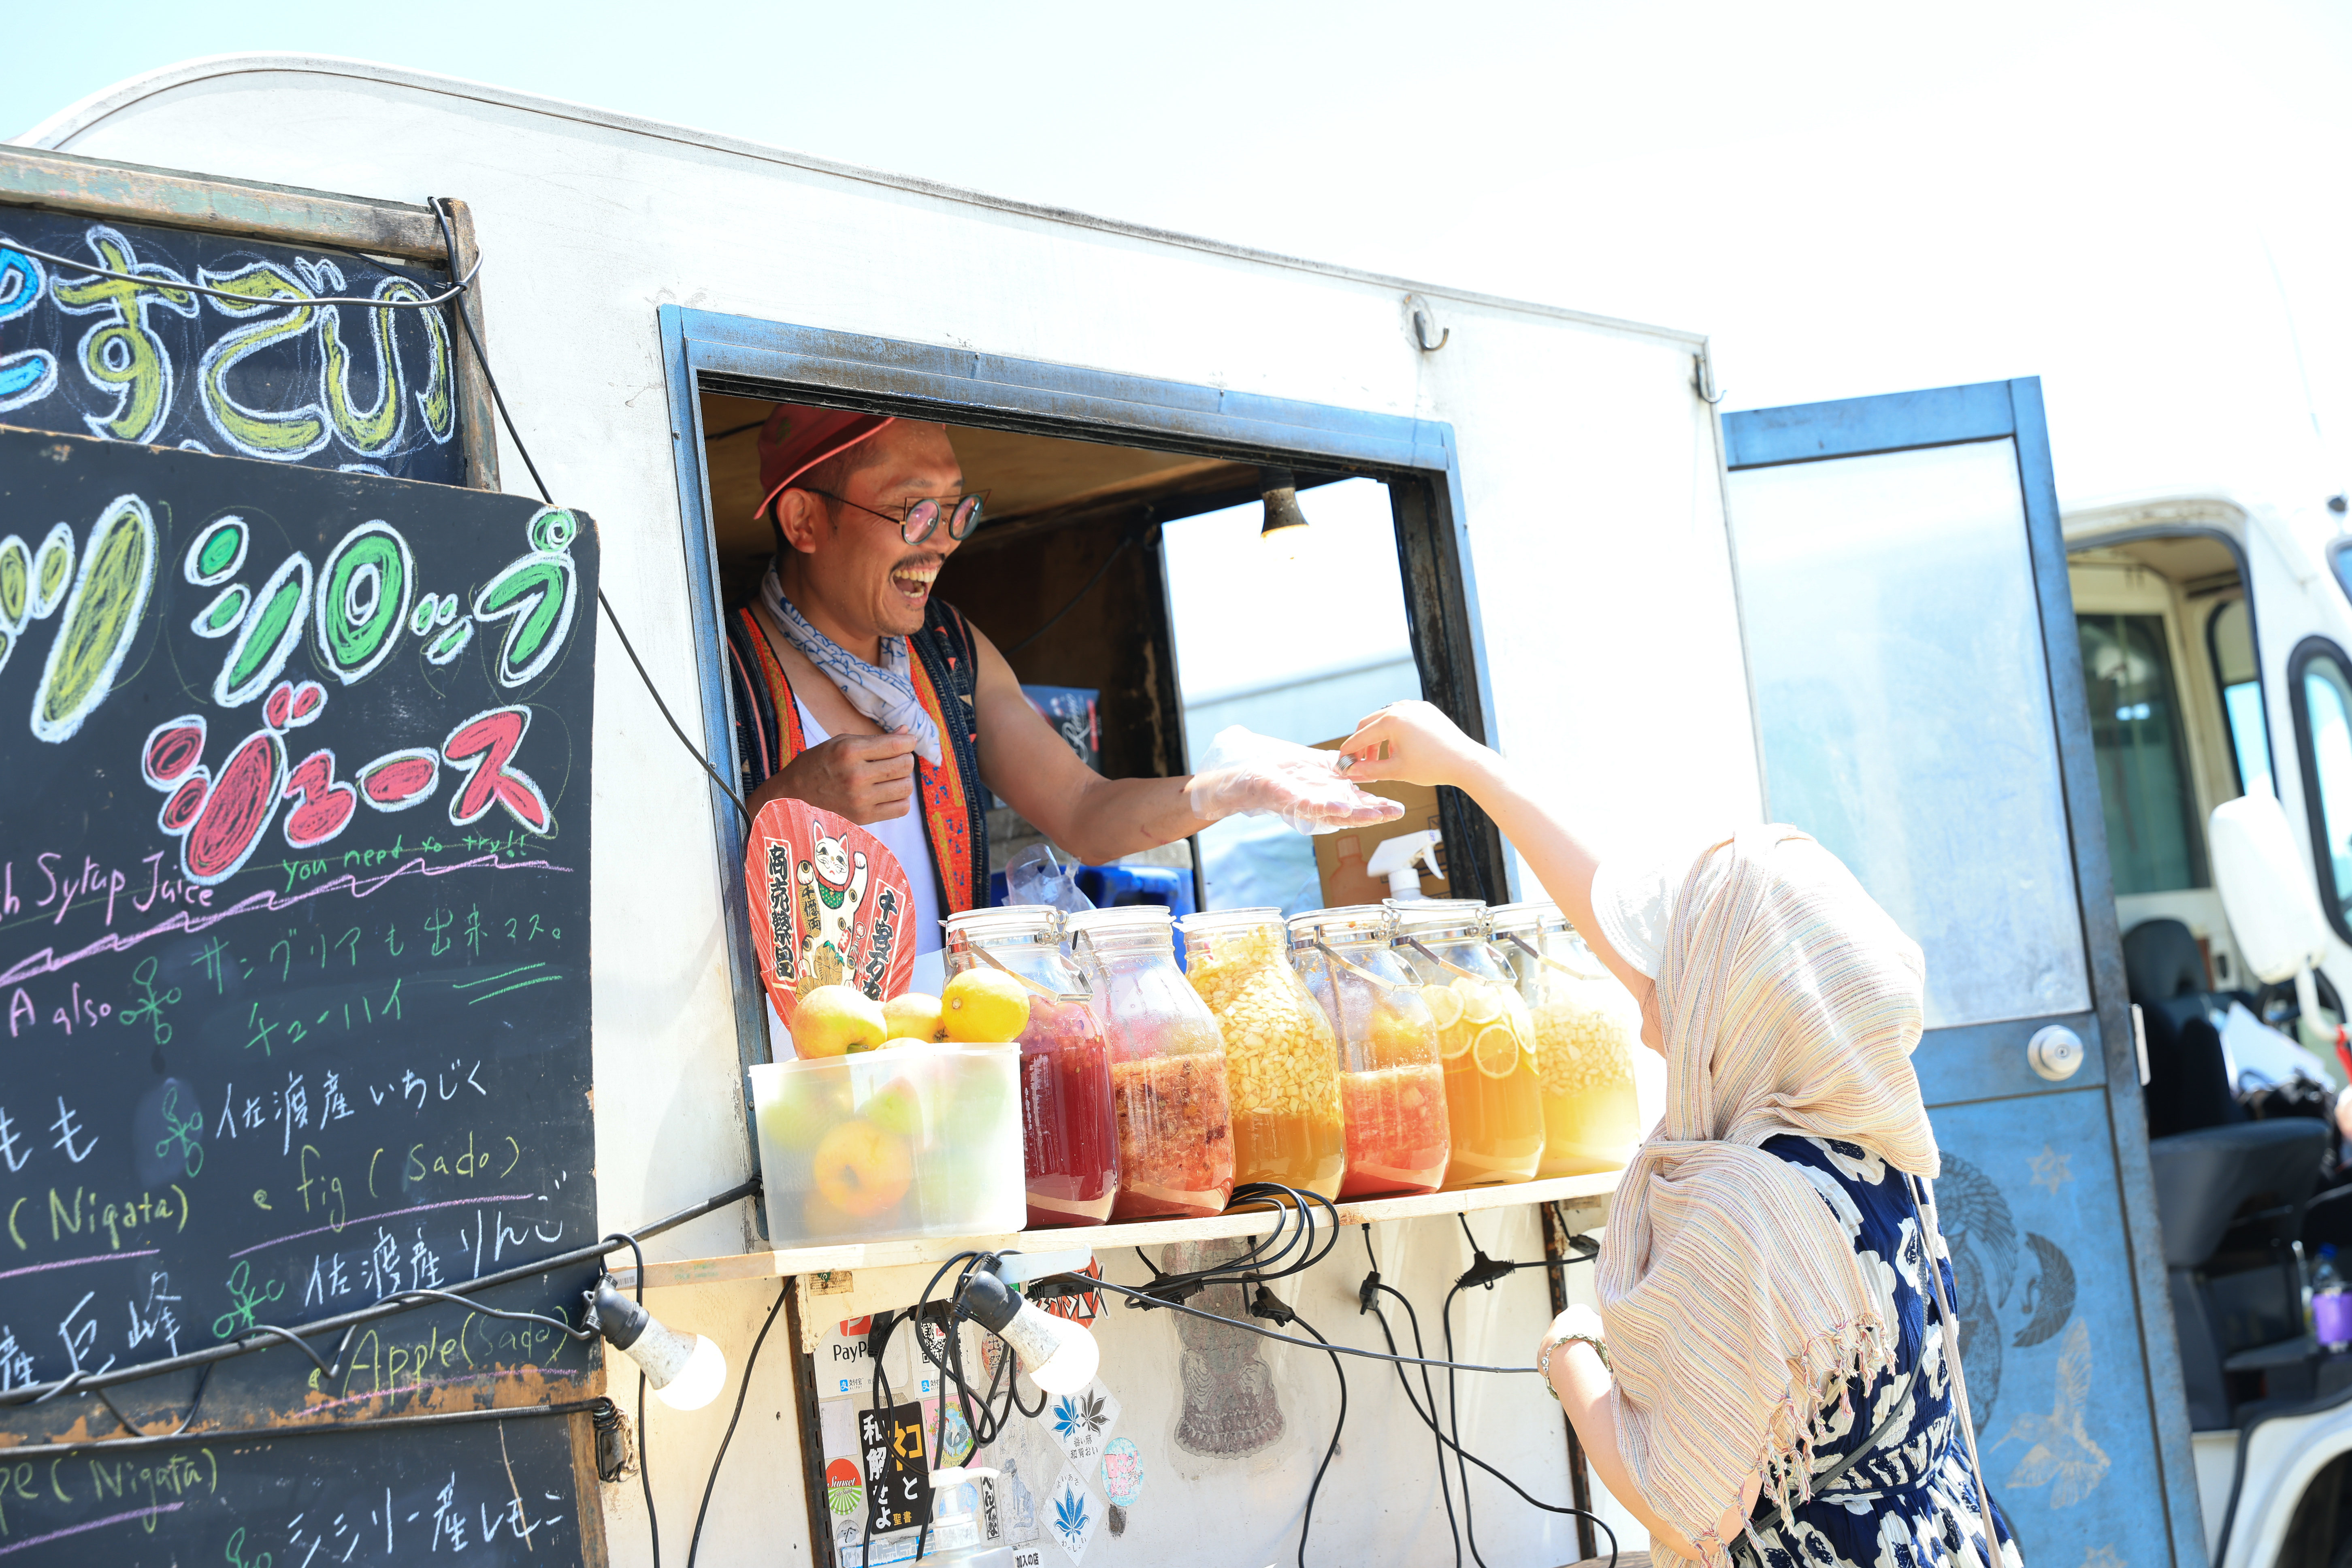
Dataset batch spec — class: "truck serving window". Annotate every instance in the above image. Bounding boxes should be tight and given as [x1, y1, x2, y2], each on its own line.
[2290, 637, 2352, 936]
[2077, 612, 2208, 893]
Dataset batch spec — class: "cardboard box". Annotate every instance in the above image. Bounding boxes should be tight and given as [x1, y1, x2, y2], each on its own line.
[1311, 736, 1450, 906]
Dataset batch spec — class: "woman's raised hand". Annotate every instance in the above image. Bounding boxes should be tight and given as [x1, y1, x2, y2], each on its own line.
[1336, 700, 1498, 791]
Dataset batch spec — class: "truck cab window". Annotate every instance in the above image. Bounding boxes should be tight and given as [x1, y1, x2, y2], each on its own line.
[2293, 642, 2352, 931]
[2077, 612, 2208, 893]
[2207, 596, 2271, 797]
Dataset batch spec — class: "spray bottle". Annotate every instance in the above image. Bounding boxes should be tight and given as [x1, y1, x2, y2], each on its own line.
[1365, 830, 1444, 901]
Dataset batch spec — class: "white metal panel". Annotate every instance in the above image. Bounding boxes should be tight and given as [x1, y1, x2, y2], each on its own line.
[32, 58, 1734, 1567]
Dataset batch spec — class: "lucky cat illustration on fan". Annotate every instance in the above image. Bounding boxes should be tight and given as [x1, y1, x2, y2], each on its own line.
[796, 830, 870, 990]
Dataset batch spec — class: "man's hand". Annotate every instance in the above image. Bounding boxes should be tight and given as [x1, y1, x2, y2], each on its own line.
[1182, 725, 1404, 833]
[751, 732, 919, 824]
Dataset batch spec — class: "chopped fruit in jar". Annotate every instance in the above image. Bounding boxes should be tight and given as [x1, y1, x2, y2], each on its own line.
[1110, 1052, 1235, 1219]
[1533, 972, 1643, 1177]
[1186, 924, 1345, 1192]
[1534, 980, 1639, 1098]
[1338, 1063, 1448, 1197]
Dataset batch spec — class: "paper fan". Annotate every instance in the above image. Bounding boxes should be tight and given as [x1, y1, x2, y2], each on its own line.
[744, 797, 916, 1027]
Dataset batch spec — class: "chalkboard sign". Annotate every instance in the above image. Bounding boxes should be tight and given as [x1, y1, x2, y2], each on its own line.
[0, 427, 598, 1535]
[0, 209, 464, 486]
[0, 1409, 597, 1564]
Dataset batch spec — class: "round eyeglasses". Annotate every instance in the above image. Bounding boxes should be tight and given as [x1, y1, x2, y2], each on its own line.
[799, 488, 986, 545]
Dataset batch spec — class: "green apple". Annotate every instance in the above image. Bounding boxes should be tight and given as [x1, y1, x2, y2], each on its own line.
[761, 1075, 851, 1155]
[863, 1075, 927, 1140]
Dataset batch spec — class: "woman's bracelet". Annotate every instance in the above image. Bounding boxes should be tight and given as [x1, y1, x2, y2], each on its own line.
[1538, 1331, 1608, 1381]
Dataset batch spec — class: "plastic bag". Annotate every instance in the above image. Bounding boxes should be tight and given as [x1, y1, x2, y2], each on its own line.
[1186, 725, 1406, 836]
[1005, 841, 1095, 913]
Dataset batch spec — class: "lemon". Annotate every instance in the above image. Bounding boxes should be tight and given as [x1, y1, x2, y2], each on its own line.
[1472, 1022, 1522, 1079]
[1423, 986, 1464, 1033]
[1455, 979, 1504, 1026]
[792, 984, 887, 1059]
[884, 992, 949, 1043]
[943, 967, 1031, 1043]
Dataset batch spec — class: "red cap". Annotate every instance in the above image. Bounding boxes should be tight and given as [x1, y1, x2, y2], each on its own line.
[754, 405, 895, 520]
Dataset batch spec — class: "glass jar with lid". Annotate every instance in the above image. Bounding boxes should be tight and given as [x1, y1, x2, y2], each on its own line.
[1490, 900, 1644, 1177]
[1177, 908, 1347, 1196]
[1287, 905, 1449, 1198]
[942, 907, 1116, 1227]
[1388, 899, 1544, 1188]
[1067, 905, 1235, 1220]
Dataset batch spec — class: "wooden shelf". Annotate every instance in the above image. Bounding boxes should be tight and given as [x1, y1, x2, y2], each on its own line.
[612, 1170, 1619, 1294]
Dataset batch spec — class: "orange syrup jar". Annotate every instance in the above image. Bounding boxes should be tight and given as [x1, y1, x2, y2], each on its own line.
[1178, 908, 1347, 1197]
[1288, 905, 1448, 1199]
[1491, 901, 1643, 1177]
[1388, 899, 1543, 1189]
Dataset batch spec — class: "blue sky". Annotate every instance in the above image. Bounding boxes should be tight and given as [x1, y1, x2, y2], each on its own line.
[11, 1, 2352, 509]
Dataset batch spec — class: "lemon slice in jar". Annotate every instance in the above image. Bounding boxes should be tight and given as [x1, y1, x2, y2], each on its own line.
[1472, 1022, 1522, 1078]
[1423, 985, 1464, 1034]
[1455, 980, 1504, 1026]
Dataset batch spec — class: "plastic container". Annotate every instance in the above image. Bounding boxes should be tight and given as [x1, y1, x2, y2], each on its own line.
[943, 908, 1118, 1228]
[1288, 905, 1448, 1198]
[749, 1042, 1024, 1244]
[1068, 905, 1235, 1219]
[1178, 908, 1347, 1196]
[1491, 900, 1644, 1177]
[1389, 899, 1544, 1189]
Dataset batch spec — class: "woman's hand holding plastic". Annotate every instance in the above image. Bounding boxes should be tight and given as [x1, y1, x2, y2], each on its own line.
[1335, 701, 1498, 791]
[1184, 725, 1406, 835]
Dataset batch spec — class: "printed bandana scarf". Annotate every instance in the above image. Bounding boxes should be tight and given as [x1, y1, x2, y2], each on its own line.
[759, 560, 945, 767]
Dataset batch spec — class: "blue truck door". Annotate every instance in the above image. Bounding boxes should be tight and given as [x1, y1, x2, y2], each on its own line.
[1723, 379, 2203, 1568]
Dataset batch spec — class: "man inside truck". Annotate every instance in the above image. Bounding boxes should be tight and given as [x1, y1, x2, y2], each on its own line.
[722, 405, 1397, 986]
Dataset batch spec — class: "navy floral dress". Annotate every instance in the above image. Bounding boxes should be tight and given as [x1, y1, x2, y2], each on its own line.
[1732, 1136, 2020, 1568]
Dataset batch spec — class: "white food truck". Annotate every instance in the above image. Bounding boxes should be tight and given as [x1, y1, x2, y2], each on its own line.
[6, 50, 2351, 1568]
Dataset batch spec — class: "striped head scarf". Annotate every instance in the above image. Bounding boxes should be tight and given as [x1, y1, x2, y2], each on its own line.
[1595, 825, 1939, 1561]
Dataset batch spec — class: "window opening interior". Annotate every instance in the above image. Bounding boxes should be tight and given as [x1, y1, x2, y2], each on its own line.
[692, 390, 1427, 963]
[2208, 596, 2271, 799]
[1161, 478, 1423, 915]
[2076, 611, 2209, 893]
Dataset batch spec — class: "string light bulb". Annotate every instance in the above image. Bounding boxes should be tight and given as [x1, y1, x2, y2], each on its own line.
[957, 1265, 1100, 1394]
[585, 1276, 729, 1410]
[1258, 466, 1310, 543]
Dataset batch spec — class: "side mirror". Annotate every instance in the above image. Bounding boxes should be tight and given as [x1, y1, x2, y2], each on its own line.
[2209, 793, 2332, 984]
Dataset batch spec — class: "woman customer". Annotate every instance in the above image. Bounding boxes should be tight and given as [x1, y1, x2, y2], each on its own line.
[1337, 702, 2018, 1568]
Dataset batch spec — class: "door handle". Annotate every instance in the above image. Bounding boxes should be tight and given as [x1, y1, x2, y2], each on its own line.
[2027, 1024, 2086, 1082]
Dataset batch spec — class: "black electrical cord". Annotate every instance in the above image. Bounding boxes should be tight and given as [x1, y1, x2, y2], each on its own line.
[1248, 1288, 1345, 1568]
[1363, 1226, 1461, 1568]
[687, 1279, 788, 1568]
[608, 1229, 658, 1568]
[1001, 527, 1142, 656]
[1123, 1183, 1345, 1310]
[1080, 1276, 1531, 1373]
[425, 198, 750, 830]
[1363, 1287, 1616, 1568]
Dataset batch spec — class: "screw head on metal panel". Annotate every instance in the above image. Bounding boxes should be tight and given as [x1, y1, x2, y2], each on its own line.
[2027, 1024, 2086, 1082]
